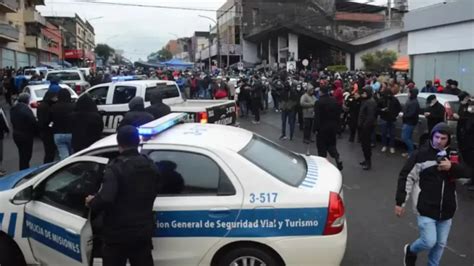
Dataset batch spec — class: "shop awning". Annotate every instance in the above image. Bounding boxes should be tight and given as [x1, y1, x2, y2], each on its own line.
[392, 56, 409, 71]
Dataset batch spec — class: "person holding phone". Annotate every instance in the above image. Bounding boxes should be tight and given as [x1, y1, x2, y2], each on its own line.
[395, 123, 471, 266]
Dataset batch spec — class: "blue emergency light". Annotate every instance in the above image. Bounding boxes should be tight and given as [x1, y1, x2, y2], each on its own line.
[111, 75, 146, 82]
[138, 113, 188, 136]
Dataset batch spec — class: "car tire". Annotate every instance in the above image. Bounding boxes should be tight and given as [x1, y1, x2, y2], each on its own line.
[0, 233, 27, 266]
[217, 246, 282, 266]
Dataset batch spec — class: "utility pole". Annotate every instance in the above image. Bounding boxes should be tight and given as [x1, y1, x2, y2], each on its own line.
[217, 21, 221, 69]
[387, 0, 392, 29]
[208, 24, 212, 73]
[239, 0, 244, 63]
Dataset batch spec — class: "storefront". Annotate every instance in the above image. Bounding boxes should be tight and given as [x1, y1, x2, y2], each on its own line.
[64, 49, 96, 68]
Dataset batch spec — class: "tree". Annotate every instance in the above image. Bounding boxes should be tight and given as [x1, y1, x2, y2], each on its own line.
[95, 44, 115, 63]
[361, 49, 398, 72]
[148, 48, 172, 62]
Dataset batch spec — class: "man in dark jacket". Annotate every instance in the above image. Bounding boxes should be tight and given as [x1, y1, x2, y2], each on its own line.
[145, 92, 171, 120]
[444, 80, 461, 96]
[0, 107, 9, 175]
[37, 91, 57, 163]
[10, 93, 37, 170]
[314, 86, 343, 170]
[402, 89, 420, 157]
[71, 94, 104, 152]
[279, 81, 298, 140]
[250, 75, 264, 124]
[424, 95, 445, 133]
[86, 125, 162, 266]
[379, 89, 402, 154]
[358, 86, 377, 170]
[346, 91, 361, 142]
[119, 96, 154, 128]
[50, 89, 75, 160]
[453, 92, 474, 190]
[395, 123, 471, 266]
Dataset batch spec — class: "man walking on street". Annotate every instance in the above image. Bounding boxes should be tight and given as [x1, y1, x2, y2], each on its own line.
[300, 86, 316, 143]
[347, 91, 361, 142]
[10, 93, 37, 170]
[379, 86, 402, 154]
[250, 75, 264, 124]
[314, 86, 343, 170]
[86, 125, 162, 266]
[402, 89, 420, 158]
[358, 86, 377, 170]
[424, 95, 445, 134]
[395, 123, 471, 266]
[280, 80, 298, 140]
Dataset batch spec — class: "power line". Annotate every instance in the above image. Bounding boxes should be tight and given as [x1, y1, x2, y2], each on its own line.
[47, 0, 239, 13]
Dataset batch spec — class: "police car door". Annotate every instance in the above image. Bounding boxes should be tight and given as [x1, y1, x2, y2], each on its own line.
[102, 83, 139, 133]
[143, 145, 243, 266]
[23, 156, 108, 266]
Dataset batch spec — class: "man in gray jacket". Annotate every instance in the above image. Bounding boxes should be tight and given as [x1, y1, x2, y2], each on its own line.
[300, 86, 316, 143]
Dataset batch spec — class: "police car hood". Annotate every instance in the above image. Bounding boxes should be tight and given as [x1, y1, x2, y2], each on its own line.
[0, 163, 53, 192]
[298, 155, 343, 193]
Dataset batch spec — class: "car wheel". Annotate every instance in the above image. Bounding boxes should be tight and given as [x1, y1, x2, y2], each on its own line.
[0, 234, 26, 266]
[217, 246, 282, 266]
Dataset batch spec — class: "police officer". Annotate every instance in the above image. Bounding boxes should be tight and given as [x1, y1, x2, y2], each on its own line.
[454, 92, 474, 190]
[313, 86, 343, 170]
[346, 91, 361, 143]
[86, 125, 162, 266]
[358, 86, 378, 170]
[145, 92, 171, 120]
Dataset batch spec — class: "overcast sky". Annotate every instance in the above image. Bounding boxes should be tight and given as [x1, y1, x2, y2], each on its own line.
[38, 0, 389, 62]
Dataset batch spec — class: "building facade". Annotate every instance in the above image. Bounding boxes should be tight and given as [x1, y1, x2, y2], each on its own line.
[46, 14, 96, 67]
[0, 0, 50, 68]
[405, 0, 473, 93]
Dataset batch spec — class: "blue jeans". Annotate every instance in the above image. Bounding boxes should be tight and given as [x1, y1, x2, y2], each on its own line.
[281, 110, 296, 138]
[402, 124, 415, 155]
[381, 120, 395, 147]
[54, 133, 72, 160]
[410, 216, 452, 266]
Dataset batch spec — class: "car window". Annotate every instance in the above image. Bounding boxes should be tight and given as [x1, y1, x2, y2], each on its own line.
[396, 95, 408, 107]
[88, 86, 109, 105]
[145, 84, 180, 101]
[23, 87, 31, 95]
[24, 70, 36, 76]
[113, 86, 136, 104]
[418, 96, 427, 111]
[35, 162, 105, 217]
[239, 135, 307, 187]
[148, 150, 235, 196]
[46, 72, 81, 81]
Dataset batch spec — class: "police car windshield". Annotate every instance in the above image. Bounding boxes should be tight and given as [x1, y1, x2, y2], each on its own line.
[47, 72, 81, 81]
[24, 70, 36, 76]
[239, 135, 307, 187]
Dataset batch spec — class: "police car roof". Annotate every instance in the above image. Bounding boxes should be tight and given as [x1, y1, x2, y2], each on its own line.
[89, 123, 253, 152]
[27, 83, 71, 89]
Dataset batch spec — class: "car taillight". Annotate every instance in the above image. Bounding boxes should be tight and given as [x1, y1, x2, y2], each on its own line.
[30, 102, 38, 108]
[75, 85, 82, 94]
[198, 112, 208, 124]
[323, 192, 345, 235]
[444, 102, 454, 120]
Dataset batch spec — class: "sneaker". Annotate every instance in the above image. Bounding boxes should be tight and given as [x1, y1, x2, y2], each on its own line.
[390, 147, 396, 154]
[381, 146, 387, 152]
[404, 244, 417, 266]
[359, 161, 367, 166]
[401, 153, 409, 158]
[362, 161, 371, 170]
[279, 135, 288, 140]
[251, 120, 260, 125]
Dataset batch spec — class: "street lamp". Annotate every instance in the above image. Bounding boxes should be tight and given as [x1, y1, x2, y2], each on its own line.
[198, 15, 220, 71]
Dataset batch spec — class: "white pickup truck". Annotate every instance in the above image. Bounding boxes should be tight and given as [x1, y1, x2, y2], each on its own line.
[84, 80, 237, 133]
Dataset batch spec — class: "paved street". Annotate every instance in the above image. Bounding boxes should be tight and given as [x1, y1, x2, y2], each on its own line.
[1, 101, 473, 265]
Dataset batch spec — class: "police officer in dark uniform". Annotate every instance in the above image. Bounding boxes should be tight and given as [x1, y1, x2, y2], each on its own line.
[346, 91, 362, 142]
[313, 86, 343, 170]
[358, 86, 378, 170]
[86, 125, 162, 266]
[119, 96, 154, 128]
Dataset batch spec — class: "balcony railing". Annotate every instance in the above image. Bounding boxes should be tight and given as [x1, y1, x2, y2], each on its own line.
[25, 35, 49, 51]
[0, 23, 19, 42]
[0, 0, 19, 13]
[24, 9, 46, 26]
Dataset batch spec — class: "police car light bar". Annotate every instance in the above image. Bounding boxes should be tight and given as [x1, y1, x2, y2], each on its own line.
[138, 113, 188, 136]
[111, 75, 146, 82]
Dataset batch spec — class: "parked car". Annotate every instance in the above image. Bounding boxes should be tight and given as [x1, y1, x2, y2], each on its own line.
[376, 93, 460, 148]
[45, 70, 90, 94]
[22, 82, 78, 117]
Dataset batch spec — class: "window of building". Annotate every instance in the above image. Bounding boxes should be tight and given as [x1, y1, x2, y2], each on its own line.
[1, 48, 15, 68]
[16, 52, 30, 68]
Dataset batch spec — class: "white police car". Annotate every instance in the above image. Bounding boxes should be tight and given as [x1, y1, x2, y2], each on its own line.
[22, 81, 79, 117]
[0, 113, 346, 266]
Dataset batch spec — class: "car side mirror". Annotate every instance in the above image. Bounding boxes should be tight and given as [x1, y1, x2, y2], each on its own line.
[9, 186, 33, 205]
